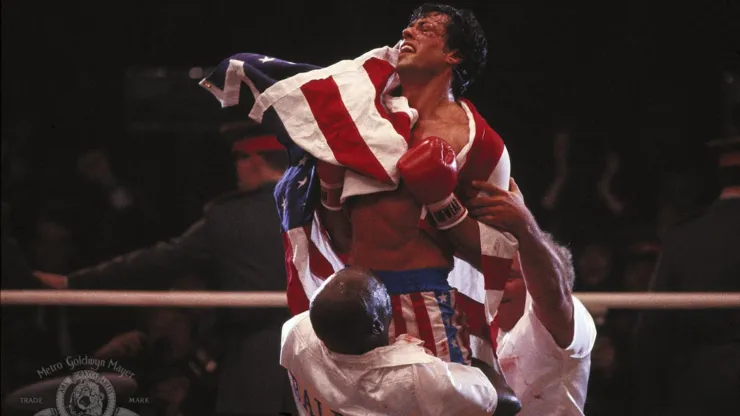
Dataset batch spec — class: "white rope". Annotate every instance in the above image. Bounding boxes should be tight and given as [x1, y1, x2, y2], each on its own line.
[0, 291, 287, 308]
[1, 290, 740, 310]
[576, 292, 740, 309]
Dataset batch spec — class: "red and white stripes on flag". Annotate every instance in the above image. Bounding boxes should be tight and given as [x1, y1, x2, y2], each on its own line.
[249, 47, 416, 190]
[200, 46, 517, 366]
[276, 88, 517, 365]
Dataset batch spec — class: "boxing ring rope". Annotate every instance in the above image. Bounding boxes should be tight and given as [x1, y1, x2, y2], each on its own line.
[2, 291, 740, 314]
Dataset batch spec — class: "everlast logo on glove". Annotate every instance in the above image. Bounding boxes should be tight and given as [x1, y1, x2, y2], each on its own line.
[425, 193, 469, 230]
[432, 197, 464, 225]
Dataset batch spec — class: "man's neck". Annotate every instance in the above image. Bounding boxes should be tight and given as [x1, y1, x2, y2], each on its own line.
[399, 72, 456, 119]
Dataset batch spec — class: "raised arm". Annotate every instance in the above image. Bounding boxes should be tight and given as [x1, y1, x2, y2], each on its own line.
[467, 178, 575, 347]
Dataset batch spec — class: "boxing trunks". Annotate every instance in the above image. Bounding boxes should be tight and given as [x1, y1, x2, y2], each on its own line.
[373, 268, 471, 365]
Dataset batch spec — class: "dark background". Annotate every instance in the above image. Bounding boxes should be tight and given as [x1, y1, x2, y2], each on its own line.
[3, 1, 739, 220]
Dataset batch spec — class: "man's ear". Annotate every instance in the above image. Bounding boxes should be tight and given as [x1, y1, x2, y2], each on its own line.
[445, 50, 462, 66]
[371, 318, 384, 336]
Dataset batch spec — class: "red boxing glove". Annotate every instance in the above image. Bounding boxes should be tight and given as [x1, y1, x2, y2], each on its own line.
[317, 161, 346, 211]
[397, 137, 467, 230]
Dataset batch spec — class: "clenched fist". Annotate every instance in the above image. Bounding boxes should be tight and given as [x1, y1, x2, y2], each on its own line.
[467, 178, 536, 240]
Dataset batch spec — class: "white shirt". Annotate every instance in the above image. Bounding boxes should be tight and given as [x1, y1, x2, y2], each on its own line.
[280, 311, 497, 416]
[497, 295, 597, 416]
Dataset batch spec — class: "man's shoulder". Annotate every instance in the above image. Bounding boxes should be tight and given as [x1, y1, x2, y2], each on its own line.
[459, 99, 506, 159]
[561, 296, 597, 358]
[571, 296, 596, 333]
[459, 99, 501, 135]
[280, 311, 316, 368]
[281, 311, 312, 345]
[508, 295, 596, 359]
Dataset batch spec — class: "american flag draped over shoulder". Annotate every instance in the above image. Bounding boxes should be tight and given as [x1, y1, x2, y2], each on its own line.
[199, 47, 516, 364]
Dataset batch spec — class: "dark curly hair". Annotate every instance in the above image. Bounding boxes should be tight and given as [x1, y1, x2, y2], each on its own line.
[409, 3, 488, 97]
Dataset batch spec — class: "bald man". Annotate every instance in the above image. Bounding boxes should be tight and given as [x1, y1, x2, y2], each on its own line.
[280, 267, 521, 416]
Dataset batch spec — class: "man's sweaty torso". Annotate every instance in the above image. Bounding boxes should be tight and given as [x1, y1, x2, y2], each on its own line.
[348, 103, 470, 271]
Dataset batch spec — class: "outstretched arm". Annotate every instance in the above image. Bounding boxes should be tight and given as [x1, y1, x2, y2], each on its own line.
[468, 179, 575, 348]
[36, 217, 215, 290]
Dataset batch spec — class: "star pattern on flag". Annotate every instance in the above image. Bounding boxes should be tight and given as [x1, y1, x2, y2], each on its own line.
[259, 56, 275, 63]
[437, 293, 448, 304]
[449, 339, 459, 349]
[274, 154, 318, 233]
[298, 155, 309, 166]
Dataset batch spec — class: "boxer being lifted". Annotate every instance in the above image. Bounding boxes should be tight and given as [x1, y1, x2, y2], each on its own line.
[318, 3, 518, 370]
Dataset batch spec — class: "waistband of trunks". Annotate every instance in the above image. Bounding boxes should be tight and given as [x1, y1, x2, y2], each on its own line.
[369, 267, 452, 295]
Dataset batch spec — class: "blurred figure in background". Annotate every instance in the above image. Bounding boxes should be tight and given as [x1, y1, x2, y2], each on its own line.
[619, 237, 660, 293]
[584, 231, 660, 416]
[632, 69, 740, 416]
[540, 127, 628, 253]
[655, 170, 708, 238]
[92, 274, 217, 416]
[34, 122, 297, 416]
[75, 147, 158, 263]
[0, 202, 63, 398]
[573, 241, 615, 293]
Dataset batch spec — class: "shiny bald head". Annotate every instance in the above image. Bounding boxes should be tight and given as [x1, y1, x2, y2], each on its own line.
[309, 267, 392, 355]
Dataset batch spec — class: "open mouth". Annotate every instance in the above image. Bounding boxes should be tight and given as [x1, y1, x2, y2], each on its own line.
[400, 44, 415, 54]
